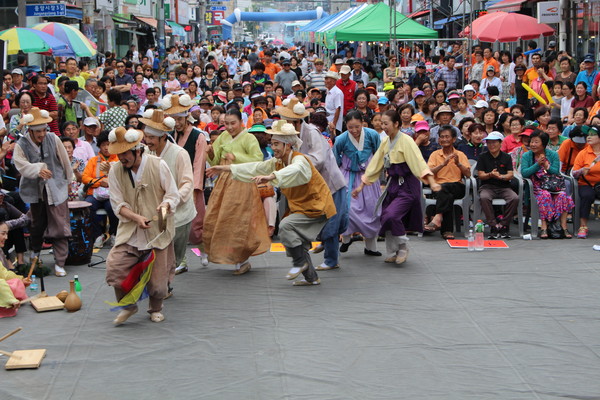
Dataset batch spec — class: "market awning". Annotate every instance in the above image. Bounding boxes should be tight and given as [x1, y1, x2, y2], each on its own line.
[408, 10, 430, 19]
[134, 16, 172, 33]
[112, 15, 136, 27]
[66, 5, 82, 20]
[434, 15, 466, 29]
[487, 0, 527, 12]
[166, 21, 186, 37]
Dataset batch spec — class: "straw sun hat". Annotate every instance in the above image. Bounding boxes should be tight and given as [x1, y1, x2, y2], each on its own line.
[161, 93, 194, 116]
[21, 107, 52, 128]
[275, 97, 309, 120]
[139, 108, 176, 136]
[108, 126, 144, 155]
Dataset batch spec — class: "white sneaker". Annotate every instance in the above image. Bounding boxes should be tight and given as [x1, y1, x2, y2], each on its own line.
[94, 234, 106, 249]
[201, 255, 209, 266]
[104, 235, 114, 248]
[174, 264, 188, 275]
[54, 265, 66, 277]
[593, 245, 600, 251]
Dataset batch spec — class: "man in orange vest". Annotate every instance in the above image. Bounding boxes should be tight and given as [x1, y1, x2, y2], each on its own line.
[206, 120, 336, 286]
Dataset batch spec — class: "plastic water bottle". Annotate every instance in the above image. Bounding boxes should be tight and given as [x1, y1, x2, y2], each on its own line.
[74, 275, 82, 298]
[474, 220, 485, 251]
[467, 230, 475, 251]
[29, 275, 39, 293]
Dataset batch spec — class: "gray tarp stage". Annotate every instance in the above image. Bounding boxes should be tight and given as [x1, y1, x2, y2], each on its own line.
[2, 234, 600, 399]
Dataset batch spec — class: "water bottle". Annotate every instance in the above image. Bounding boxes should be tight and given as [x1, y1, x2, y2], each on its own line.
[474, 220, 485, 251]
[74, 275, 82, 298]
[29, 275, 39, 293]
[467, 230, 475, 251]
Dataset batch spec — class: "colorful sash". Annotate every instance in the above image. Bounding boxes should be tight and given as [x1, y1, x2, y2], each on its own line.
[106, 250, 155, 311]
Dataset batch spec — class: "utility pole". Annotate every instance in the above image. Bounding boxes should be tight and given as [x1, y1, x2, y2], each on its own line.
[82, 0, 95, 59]
[198, 0, 207, 42]
[17, 0, 26, 28]
[157, 1, 166, 58]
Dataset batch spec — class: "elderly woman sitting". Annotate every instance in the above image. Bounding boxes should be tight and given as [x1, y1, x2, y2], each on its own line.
[520, 130, 574, 239]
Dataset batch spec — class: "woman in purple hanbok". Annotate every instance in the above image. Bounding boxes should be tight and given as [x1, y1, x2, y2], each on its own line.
[334, 111, 383, 256]
[353, 110, 441, 265]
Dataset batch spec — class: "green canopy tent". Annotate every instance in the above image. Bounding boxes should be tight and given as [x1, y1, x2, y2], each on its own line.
[322, 2, 438, 48]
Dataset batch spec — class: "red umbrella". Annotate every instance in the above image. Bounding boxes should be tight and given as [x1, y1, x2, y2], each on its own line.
[460, 11, 554, 42]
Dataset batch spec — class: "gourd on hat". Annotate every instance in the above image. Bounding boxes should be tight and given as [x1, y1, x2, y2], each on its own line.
[108, 126, 144, 155]
[275, 97, 310, 120]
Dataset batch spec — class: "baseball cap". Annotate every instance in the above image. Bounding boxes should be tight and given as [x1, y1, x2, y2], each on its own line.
[335, 58, 344, 65]
[414, 90, 425, 98]
[415, 121, 430, 132]
[548, 40, 556, 47]
[447, 92, 460, 100]
[416, 62, 426, 68]
[584, 54, 595, 63]
[281, 59, 291, 65]
[475, 100, 489, 109]
[314, 106, 329, 115]
[514, 64, 527, 71]
[463, 84, 475, 92]
[519, 128, 535, 137]
[411, 114, 425, 123]
[11, 68, 23, 75]
[486, 65, 495, 72]
[353, 59, 363, 64]
[291, 80, 302, 87]
[378, 97, 389, 105]
[83, 117, 99, 127]
[483, 131, 504, 141]
[232, 83, 243, 91]
[340, 65, 351, 75]
[489, 95, 501, 102]
[314, 58, 324, 65]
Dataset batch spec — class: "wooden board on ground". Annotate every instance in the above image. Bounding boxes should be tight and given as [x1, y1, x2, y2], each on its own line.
[5, 349, 46, 370]
[446, 239, 509, 249]
[270, 242, 321, 253]
[30, 296, 65, 312]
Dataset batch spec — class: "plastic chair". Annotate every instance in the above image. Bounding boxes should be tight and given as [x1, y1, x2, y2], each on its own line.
[472, 167, 525, 238]
[570, 170, 600, 233]
[421, 176, 473, 237]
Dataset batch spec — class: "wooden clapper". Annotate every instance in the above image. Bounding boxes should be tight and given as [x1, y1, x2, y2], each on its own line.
[0, 327, 46, 370]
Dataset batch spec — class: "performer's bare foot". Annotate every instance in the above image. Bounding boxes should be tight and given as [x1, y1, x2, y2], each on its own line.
[150, 312, 164, 322]
[113, 306, 138, 325]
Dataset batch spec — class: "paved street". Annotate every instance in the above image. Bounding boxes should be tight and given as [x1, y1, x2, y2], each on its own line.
[2, 226, 600, 399]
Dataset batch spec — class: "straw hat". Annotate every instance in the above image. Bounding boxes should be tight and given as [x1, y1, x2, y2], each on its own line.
[108, 126, 144, 155]
[267, 120, 299, 136]
[22, 107, 52, 127]
[161, 94, 194, 116]
[139, 109, 176, 135]
[275, 97, 309, 120]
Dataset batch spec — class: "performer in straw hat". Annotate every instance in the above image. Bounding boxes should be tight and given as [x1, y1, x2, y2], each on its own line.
[105, 126, 179, 325]
[275, 98, 348, 271]
[12, 107, 73, 278]
[161, 94, 208, 266]
[207, 120, 336, 286]
[140, 108, 196, 284]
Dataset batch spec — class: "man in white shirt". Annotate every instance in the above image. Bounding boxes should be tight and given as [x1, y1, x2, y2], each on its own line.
[324, 71, 343, 135]
[145, 45, 155, 69]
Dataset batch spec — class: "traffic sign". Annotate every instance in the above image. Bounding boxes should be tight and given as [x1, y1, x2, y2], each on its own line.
[26, 4, 66, 17]
[209, 6, 227, 11]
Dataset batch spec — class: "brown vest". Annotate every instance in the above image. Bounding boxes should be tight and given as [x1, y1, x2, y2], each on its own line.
[276, 152, 336, 219]
[113, 155, 174, 249]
